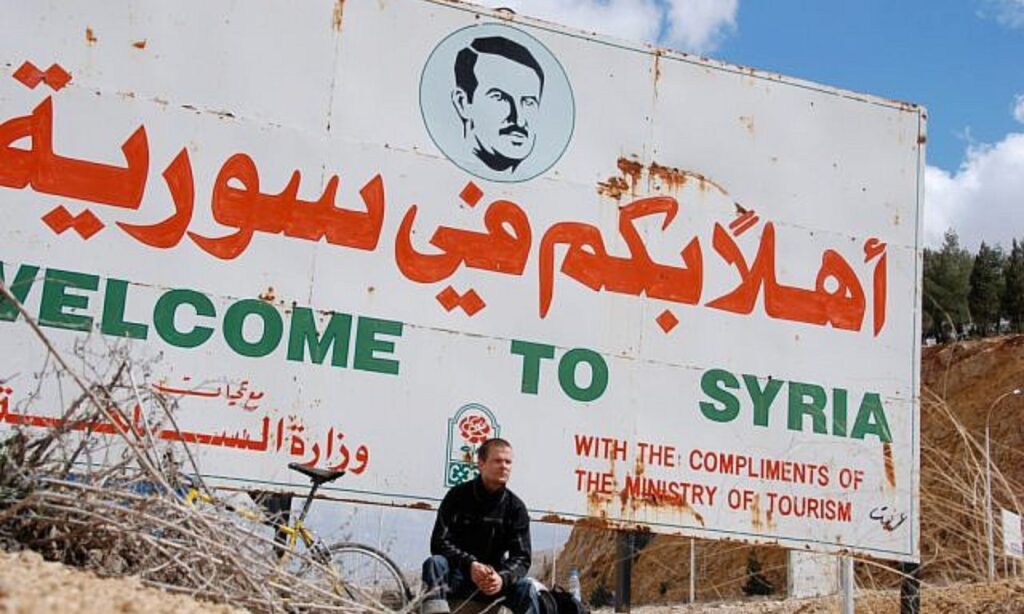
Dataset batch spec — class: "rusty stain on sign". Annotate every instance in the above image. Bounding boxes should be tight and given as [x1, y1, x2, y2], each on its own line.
[692, 509, 705, 527]
[617, 484, 631, 511]
[574, 515, 613, 530]
[648, 162, 691, 193]
[586, 490, 613, 517]
[689, 169, 728, 195]
[653, 50, 663, 97]
[601, 157, 732, 201]
[610, 157, 733, 200]
[739, 115, 755, 135]
[617, 157, 644, 190]
[597, 176, 629, 200]
[333, 0, 345, 32]
[85, 27, 98, 44]
[883, 442, 896, 488]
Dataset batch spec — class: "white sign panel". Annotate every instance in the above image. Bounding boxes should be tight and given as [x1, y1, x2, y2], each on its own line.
[1003, 508, 1023, 558]
[0, 0, 923, 561]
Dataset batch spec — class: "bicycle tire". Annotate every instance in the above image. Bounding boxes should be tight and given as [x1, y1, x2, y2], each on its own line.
[312, 542, 412, 610]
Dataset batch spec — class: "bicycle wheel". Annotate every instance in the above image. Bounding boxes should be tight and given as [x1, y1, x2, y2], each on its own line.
[306, 542, 412, 610]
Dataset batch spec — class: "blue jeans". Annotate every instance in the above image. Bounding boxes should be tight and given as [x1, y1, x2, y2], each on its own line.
[422, 554, 540, 614]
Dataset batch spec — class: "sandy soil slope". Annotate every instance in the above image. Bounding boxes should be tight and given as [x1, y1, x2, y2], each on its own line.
[0, 550, 244, 614]
[1, 546, 1022, 612]
[623, 577, 1024, 613]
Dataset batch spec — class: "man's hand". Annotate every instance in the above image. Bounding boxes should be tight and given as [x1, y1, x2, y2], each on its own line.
[469, 562, 503, 596]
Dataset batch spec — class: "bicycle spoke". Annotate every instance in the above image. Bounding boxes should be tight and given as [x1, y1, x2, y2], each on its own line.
[300, 543, 410, 611]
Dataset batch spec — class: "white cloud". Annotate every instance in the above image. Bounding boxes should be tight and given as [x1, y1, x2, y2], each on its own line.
[663, 0, 738, 54]
[473, 0, 738, 54]
[925, 132, 1024, 250]
[477, 0, 662, 47]
[1014, 94, 1024, 124]
[980, 0, 1024, 28]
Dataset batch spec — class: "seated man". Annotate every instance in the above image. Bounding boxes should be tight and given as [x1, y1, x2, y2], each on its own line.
[422, 438, 539, 614]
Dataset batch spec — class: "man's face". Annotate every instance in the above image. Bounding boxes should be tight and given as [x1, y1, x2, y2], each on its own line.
[477, 444, 513, 490]
[457, 54, 541, 166]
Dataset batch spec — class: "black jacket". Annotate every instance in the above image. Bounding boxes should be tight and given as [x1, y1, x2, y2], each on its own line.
[430, 477, 532, 588]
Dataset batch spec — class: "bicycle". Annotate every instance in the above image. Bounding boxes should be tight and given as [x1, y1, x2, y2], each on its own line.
[184, 462, 412, 610]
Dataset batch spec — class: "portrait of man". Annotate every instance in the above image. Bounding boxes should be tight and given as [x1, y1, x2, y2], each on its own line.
[421, 24, 573, 182]
[451, 36, 546, 174]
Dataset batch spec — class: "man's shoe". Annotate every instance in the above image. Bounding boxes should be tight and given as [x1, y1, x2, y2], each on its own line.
[422, 599, 451, 614]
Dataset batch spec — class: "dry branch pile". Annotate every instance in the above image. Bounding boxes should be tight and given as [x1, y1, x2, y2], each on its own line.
[0, 283, 416, 613]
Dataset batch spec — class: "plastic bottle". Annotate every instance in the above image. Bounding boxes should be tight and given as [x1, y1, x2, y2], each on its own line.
[568, 568, 582, 602]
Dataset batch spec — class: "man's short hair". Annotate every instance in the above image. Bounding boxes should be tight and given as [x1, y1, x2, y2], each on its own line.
[477, 438, 512, 461]
[454, 36, 545, 102]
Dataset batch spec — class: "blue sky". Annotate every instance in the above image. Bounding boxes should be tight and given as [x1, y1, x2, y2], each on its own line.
[718, 1, 1022, 172]
[480, 0, 1024, 250]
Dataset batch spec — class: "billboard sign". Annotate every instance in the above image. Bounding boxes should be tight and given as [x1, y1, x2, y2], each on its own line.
[0, 0, 923, 561]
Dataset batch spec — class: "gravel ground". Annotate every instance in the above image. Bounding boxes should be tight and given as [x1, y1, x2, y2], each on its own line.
[617, 578, 1024, 613]
[0, 550, 243, 613]
[0, 548, 1021, 613]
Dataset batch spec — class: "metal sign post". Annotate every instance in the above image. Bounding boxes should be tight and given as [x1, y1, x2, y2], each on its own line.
[900, 561, 920, 614]
[839, 557, 854, 614]
[614, 531, 633, 613]
[689, 538, 696, 603]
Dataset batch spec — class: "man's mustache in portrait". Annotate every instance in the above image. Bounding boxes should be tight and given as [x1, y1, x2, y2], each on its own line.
[499, 125, 529, 137]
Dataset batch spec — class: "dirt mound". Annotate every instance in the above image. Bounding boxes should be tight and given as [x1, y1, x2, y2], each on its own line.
[555, 335, 1024, 604]
[0, 550, 243, 613]
[556, 528, 786, 604]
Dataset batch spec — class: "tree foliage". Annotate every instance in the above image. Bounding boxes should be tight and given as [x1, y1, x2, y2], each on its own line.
[1003, 239, 1024, 333]
[918, 231, 1024, 340]
[968, 242, 1005, 336]
[923, 230, 973, 341]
